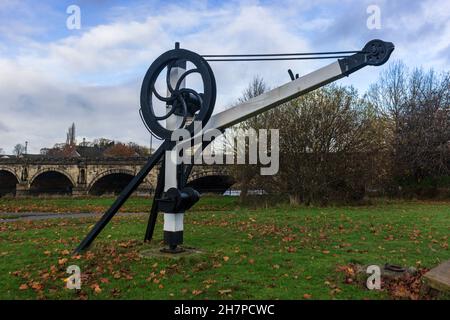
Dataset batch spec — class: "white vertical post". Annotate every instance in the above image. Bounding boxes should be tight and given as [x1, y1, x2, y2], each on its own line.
[163, 42, 185, 251]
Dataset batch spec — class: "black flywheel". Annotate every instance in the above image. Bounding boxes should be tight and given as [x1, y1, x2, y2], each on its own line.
[140, 47, 216, 140]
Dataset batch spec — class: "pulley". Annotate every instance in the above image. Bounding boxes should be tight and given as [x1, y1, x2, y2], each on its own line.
[140, 46, 217, 140]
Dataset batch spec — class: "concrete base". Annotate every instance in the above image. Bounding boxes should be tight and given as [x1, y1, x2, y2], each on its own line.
[140, 242, 205, 260]
[423, 260, 450, 292]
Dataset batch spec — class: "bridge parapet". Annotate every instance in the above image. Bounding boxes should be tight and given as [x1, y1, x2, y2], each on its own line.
[0, 156, 232, 197]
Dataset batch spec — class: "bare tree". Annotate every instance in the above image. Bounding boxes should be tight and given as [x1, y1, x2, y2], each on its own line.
[264, 85, 387, 205]
[367, 62, 450, 197]
[227, 74, 387, 205]
[127, 142, 151, 156]
[228, 76, 269, 203]
[93, 138, 114, 148]
[66, 123, 76, 146]
[13, 144, 26, 157]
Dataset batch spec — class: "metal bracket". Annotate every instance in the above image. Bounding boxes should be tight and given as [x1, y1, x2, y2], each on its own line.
[288, 69, 299, 81]
[338, 39, 394, 76]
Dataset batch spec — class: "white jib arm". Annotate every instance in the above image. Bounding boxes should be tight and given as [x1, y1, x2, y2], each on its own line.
[205, 61, 343, 132]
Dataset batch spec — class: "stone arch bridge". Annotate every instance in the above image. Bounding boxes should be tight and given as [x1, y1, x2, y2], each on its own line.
[0, 157, 234, 197]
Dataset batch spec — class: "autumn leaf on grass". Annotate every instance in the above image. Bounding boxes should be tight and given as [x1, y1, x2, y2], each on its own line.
[85, 252, 95, 260]
[345, 278, 354, 284]
[50, 265, 58, 274]
[31, 282, 43, 291]
[203, 279, 217, 285]
[100, 278, 109, 284]
[91, 284, 102, 294]
[303, 294, 312, 299]
[282, 236, 295, 242]
[19, 284, 28, 290]
[192, 290, 203, 296]
[218, 289, 232, 295]
[58, 258, 68, 265]
[223, 256, 230, 262]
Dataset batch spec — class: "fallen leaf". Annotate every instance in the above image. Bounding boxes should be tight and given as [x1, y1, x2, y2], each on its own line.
[92, 284, 102, 294]
[219, 289, 232, 295]
[31, 282, 43, 291]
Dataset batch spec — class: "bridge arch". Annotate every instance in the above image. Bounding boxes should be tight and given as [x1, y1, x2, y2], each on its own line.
[30, 168, 76, 186]
[88, 169, 136, 196]
[0, 167, 19, 197]
[187, 167, 235, 194]
[29, 168, 75, 195]
[0, 167, 20, 181]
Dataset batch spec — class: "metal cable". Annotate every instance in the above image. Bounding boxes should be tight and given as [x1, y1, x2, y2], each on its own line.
[205, 55, 353, 62]
[202, 50, 363, 58]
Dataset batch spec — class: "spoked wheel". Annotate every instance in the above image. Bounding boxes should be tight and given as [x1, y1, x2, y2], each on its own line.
[140, 47, 216, 140]
[363, 39, 392, 66]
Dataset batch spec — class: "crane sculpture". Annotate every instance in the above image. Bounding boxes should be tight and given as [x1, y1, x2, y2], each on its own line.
[75, 39, 394, 253]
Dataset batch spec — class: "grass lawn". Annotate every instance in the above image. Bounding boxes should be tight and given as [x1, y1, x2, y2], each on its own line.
[0, 196, 449, 300]
[0, 196, 235, 213]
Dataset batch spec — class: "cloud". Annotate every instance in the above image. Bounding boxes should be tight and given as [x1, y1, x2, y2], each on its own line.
[0, 1, 315, 153]
[0, 120, 9, 133]
[0, 0, 449, 154]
